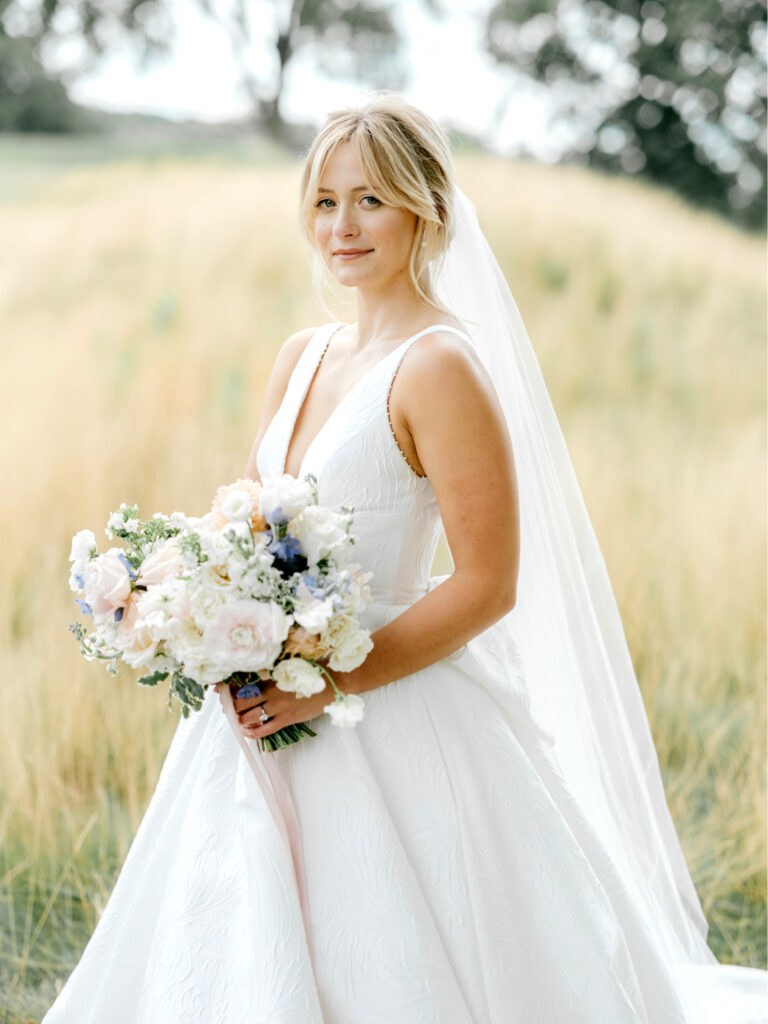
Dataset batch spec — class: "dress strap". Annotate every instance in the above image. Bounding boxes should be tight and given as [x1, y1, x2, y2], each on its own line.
[388, 323, 474, 382]
[287, 322, 344, 404]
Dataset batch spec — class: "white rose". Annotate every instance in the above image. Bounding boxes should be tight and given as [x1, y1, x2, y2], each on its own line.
[320, 611, 357, 648]
[328, 627, 373, 672]
[324, 693, 365, 727]
[221, 489, 254, 523]
[259, 474, 313, 521]
[287, 505, 349, 565]
[138, 539, 183, 586]
[273, 658, 326, 698]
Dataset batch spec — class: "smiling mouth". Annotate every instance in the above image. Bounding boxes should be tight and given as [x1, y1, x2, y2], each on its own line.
[334, 250, 372, 259]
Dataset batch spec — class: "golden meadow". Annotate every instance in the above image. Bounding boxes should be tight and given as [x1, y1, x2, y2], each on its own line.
[0, 137, 764, 1020]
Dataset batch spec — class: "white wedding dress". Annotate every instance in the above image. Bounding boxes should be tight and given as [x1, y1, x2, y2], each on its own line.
[44, 321, 766, 1024]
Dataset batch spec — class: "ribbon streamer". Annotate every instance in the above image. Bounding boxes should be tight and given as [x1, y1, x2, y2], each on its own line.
[215, 683, 313, 960]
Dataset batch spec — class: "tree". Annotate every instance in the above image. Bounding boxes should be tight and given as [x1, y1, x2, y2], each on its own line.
[0, 32, 93, 131]
[484, 0, 766, 230]
[0, 0, 406, 142]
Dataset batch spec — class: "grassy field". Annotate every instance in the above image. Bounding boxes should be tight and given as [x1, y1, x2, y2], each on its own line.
[0, 133, 764, 1022]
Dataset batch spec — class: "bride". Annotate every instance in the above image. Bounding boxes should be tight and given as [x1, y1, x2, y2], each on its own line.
[44, 93, 765, 1022]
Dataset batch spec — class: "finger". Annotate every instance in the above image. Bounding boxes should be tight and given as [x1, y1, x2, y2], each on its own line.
[239, 704, 274, 728]
[243, 716, 284, 740]
[233, 695, 264, 714]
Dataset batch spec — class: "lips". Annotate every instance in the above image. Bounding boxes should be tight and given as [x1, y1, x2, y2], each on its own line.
[333, 249, 372, 259]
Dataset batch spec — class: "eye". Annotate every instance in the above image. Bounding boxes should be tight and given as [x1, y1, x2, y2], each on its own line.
[361, 195, 381, 207]
[315, 197, 335, 209]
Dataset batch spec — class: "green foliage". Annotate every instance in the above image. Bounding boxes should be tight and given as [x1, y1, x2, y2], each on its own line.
[484, 0, 767, 230]
[0, 35, 93, 133]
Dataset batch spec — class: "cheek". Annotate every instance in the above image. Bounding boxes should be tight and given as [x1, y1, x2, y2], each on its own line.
[314, 217, 330, 250]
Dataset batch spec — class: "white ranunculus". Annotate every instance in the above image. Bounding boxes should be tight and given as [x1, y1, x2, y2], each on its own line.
[287, 505, 349, 565]
[202, 599, 291, 673]
[273, 657, 326, 698]
[259, 474, 313, 522]
[70, 529, 97, 563]
[221, 489, 253, 523]
[324, 693, 365, 727]
[328, 628, 373, 672]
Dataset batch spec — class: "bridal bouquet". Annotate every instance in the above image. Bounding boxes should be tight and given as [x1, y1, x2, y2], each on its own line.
[68, 473, 374, 750]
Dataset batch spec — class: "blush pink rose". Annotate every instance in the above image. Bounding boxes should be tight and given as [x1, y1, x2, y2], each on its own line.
[83, 550, 132, 625]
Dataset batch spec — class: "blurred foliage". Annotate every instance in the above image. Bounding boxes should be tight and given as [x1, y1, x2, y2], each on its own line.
[484, 0, 767, 230]
[0, 33, 95, 132]
[0, 0, 405, 142]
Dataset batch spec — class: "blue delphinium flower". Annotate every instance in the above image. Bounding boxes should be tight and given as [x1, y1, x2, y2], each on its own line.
[265, 504, 290, 526]
[75, 598, 93, 616]
[237, 683, 263, 699]
[117, 551, 138, 579]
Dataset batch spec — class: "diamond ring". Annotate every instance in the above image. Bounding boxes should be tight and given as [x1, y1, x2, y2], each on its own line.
[258, 706, 270, 723]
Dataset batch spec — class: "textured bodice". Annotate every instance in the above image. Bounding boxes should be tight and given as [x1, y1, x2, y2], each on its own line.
[256, 321, 468, 610]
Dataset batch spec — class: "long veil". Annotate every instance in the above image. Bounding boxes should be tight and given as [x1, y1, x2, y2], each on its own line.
[431, 185, 747, 977]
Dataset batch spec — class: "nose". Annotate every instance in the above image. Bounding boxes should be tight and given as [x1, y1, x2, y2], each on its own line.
[331, 201, 361, 241]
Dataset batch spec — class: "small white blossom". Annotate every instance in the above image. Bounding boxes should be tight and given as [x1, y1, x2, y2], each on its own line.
[274, 658, 326, 698]
[324, 693, 365, 727]
[221, 489, 254, 523]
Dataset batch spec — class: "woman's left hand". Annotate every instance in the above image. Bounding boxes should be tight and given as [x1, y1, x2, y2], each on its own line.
[223, 674, 341, 741]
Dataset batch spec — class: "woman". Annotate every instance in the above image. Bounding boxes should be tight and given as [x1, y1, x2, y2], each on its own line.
[44, 94, 765, 1023]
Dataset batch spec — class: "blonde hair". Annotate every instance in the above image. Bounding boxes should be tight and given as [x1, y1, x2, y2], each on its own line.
[298, 91, 456, 319]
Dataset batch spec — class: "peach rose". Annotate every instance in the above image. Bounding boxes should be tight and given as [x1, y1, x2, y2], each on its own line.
[283, 626, 331, 659]
[211, 478, 267, 533]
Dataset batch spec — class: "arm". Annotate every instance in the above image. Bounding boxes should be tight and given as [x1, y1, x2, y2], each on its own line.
[238, 330, 520, 737]
[341, 329, 520, 694]
[241, 325, 319, 481]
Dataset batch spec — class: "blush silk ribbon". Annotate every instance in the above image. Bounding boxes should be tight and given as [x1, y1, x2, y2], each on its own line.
[215, 683, 313, 961]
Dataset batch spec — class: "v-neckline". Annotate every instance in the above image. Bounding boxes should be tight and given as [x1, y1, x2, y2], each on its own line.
[280, 321, 453, 479]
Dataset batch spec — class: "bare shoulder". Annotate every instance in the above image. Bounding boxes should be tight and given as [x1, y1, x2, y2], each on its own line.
[397, 321, 493, 400]
[273, 324, 320, 378]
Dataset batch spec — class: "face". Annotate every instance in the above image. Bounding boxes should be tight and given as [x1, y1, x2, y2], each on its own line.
[312, 142, 418, 291]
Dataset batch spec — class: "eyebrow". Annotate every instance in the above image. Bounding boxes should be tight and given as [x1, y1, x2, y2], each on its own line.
[316, 185, 370, 194]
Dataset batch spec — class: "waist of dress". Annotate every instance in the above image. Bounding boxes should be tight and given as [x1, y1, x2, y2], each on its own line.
[367, 574, 449, 606]
[361, 575, 450, 628]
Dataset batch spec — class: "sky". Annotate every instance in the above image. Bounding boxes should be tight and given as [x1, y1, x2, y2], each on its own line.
[48, 0, 558, 159]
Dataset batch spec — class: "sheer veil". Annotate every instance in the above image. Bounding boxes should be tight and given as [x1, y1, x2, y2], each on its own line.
[431, 184, 759, 988]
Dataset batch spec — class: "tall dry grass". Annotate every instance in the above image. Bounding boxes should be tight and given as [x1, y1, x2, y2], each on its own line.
[0, 144, 764, 1021]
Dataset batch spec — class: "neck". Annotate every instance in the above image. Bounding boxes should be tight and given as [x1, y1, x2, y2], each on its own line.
[350, 270, 440, 352]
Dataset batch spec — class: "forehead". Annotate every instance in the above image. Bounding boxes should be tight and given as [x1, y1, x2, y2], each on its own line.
[317, 142, 369, 190]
